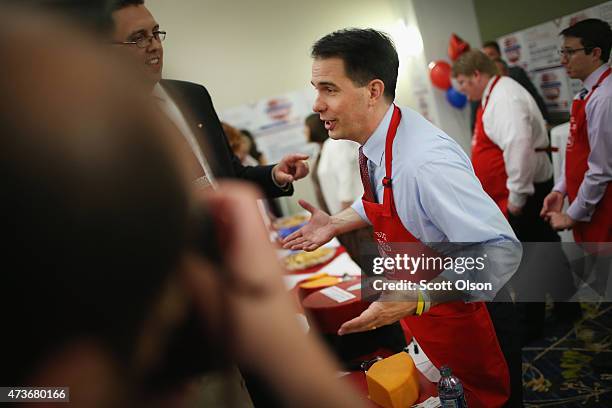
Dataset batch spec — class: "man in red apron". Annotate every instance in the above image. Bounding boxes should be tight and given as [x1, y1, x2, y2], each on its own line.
[452, 50, 572, 406]
[542, 19, 612, 247]
[284, 28, 523, 407]
[542, 20, 612, 302]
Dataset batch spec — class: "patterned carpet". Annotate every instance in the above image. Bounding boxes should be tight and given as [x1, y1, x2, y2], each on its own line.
[523, 303, 612, 407]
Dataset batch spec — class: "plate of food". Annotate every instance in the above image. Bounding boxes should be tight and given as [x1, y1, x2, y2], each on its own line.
[273, 213, 310, 230]
[283, 247, 336, 271]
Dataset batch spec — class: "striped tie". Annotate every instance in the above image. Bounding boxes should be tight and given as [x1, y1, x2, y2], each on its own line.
[579, 88, 589, 100]
[359, 146, 376, 202]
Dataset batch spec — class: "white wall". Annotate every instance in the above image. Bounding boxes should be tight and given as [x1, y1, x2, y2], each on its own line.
[146, 0, 481, 215]
[412, 0, 482, 153]
[147, 0, 419, 112]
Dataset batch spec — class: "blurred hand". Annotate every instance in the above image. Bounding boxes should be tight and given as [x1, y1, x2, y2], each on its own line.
[273, 153, 310, 185]
[282, 200, 335, 251]
[184, 183, 369, 408]
[507, 203, 523, 216]
[187, 183, 295, 361]
[548, 211, 576, 231]
[541, 191, 565, 220]
[194, 182, 285, 294]
[338, 300, 417, 336]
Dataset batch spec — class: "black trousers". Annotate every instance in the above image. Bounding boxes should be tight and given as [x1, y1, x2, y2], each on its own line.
[486, 301, 523, 408]
[507, 179, 580, 341]
[488, 179, 562, 407]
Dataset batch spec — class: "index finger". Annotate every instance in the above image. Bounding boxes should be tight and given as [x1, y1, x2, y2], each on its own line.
[284, 153, 310, 162]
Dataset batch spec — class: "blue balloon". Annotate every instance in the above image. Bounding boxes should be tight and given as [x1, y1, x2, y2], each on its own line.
[446, 87, 467, 109]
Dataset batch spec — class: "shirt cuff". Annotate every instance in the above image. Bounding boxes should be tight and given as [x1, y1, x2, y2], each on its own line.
[567, 201, 593, 223]
[351, 198, 371, 224]
[508, 191, 528, 208]
[553, 179, 566, 195]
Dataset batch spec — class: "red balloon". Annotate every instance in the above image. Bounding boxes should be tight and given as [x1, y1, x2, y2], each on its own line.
[429, 60, 452, 90]
[448, 33, 470, 61]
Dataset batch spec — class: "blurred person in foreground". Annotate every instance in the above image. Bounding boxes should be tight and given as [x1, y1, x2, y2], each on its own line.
[284, 28, 522, 408]
[110, 0, 309, 193]
[0, 7, 366, 408]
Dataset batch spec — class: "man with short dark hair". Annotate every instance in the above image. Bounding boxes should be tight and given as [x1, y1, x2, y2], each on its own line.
[285, 28, 522, 407]
[542, 19, 612, 243]
[110, 0, 309, 195]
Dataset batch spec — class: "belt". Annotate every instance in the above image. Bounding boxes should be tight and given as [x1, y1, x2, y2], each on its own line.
[535, 146, 559, 153]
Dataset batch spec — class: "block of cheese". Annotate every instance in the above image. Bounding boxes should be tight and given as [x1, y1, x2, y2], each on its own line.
[366, 352, 419, 408]
[302, 278, 367, 334]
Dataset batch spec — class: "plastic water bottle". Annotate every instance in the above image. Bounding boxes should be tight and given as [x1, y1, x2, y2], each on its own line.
[437, 365, 468, 407]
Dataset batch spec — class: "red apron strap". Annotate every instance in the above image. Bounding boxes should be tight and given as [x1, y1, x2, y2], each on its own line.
[584, 67, 611, 103]
[382, 105, 402, 217]
[483, 75, 501, 111]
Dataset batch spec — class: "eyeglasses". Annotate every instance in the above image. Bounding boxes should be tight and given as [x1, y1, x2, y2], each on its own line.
[558, 47, 591, 57]
[114, 30, 166, 49]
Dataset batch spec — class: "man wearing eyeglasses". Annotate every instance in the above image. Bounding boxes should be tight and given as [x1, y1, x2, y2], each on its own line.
[111, 0, 309, 195]
[541, 19, 612, 244]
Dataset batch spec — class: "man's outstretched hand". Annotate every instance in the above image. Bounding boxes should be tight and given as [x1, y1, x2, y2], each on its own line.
[337, 300, 417, 336]
[282, 200, 336, 251]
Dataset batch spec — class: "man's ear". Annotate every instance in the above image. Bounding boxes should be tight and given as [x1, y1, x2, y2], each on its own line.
[367, 79, 385, 105]
[591, 46, 602, 62]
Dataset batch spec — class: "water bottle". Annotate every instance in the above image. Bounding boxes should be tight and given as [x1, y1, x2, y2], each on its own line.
[437, 365, 468, 407]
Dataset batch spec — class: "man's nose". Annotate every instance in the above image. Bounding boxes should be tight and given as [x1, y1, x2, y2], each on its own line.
[560, 54, 569, 65]
[147, 36, 162, 53]
[312, 96, 326, 113]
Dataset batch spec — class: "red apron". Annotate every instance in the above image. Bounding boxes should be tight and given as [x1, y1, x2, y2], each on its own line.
[566, 67, 612, 243]
[471, 76, 509, 217]
[361, 106, 510, 408]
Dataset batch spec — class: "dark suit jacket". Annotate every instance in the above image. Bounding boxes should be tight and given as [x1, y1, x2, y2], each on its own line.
[470, 66, 551, 132]
[160, 79, 293, 198]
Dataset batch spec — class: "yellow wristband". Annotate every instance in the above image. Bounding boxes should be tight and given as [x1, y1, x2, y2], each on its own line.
[416, 290, 424, 315]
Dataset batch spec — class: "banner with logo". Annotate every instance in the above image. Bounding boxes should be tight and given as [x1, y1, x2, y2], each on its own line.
[220, 88, 316, 164]
[497, 1, 612, 113]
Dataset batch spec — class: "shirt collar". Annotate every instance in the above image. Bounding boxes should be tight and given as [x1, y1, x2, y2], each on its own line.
[481, 75, 499, 108]
[361, 104, 395, 167]
[152, 82, 169, 102]
[584, 64, 610, 91]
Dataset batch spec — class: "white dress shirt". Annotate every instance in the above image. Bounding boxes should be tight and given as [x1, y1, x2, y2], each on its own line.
[153, 83, 215, 188]
[317, 138, 363, 215]
[554, 64, 612, 222]
[481, 76, 553, 208]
